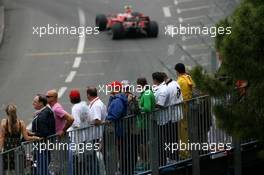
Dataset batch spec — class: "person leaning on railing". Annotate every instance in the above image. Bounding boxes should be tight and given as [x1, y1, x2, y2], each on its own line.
[136, 77, 156, 170]
[175, 63, 195, 159]
[0, 104, 40, 172]
[32, 94, 56, 138]
[0, 104, 41, 152]
[105, 81, 128, 174]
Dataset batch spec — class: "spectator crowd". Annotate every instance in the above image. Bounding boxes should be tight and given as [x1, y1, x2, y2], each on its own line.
[0, 63, 196, 174]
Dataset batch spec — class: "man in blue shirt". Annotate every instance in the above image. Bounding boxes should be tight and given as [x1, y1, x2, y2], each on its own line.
[106, 81, 128, 122]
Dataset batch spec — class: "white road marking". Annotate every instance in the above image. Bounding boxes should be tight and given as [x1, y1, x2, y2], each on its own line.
[179, 15, 205, 22]
[58, 86, 68, 99]
[174, 0, 194, 5]
[26, 48, 152, 57]
[163, 7, 171, 17]
[177, 5, 212, 13]
[73, 57, 82, 68]
[168, 44, 176, 56]
[180, 55, 186, 61]
[77, 8, 86, 55]
[76, 73, 105, 76]
[182, 44, 207, 50]
[65, 71, 77, 83]
[192, 53, 210, 58]
[82, 59, 109, 63]
[182, 35, 197, 41]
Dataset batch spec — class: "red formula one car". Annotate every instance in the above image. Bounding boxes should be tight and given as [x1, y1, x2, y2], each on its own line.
[95, 6, 159, 40]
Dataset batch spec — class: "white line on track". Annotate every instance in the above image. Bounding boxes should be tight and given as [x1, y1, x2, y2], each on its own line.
[192, 53, 210, 58]
[180, 55, 186, 61]
[58, 87, 68, 99]
[82, 59, 109, 63]
[76, 73, 105, 76]
[177, 5, 212, 13]
[73, 57, 82, 68]
[163, 7, 171, 17]
[182, 44, 207, 50]
[65, 71, 77, 83]
[182, 35, 197, 41]
[179, 15, 205, 22]
[77, 8, 86, 55]
[168, 44, 176, 56]
[174, 0, 194, 5]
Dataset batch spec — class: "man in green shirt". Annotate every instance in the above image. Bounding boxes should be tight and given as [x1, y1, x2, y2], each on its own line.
[137, 77, 156, 113]
[135, 77, 156, 170]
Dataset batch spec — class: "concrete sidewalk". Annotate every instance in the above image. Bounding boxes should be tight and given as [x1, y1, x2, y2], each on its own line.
[0, 6, 4, 46]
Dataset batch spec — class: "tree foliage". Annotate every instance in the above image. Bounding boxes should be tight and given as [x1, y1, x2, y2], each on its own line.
[191, 0, 264, 146]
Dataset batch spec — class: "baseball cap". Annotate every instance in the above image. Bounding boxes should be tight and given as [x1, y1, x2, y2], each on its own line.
[69, 89, 81, 99]
[107, 81, 122, 93]
[108, 81, 122, 88]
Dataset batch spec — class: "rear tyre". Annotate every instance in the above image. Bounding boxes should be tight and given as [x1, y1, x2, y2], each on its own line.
[112, 23, 124, 40]
[95, 14, 107, 31]
[147, 21, 158, 37]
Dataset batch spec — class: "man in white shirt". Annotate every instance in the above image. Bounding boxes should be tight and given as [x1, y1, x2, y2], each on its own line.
[86, 87, 107, 175]
[162, 72, 183, 106]
[68, 89, 89, 130]
[87, 87, 107, 125]
[152, 72, 169, 108]
[87, 86, 107, 140]
[162, 73, 183, 162]
[68, 89, 89, 144]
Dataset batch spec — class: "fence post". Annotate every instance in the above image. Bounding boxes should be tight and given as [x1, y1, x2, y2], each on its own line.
[234, 137, 242, 175]
[0, 152, 3, 175]
[104, 123, 117, 175]
[15, 147, 24, 175]
[150, 112, 159, 175]
[189, 100, 200, 175]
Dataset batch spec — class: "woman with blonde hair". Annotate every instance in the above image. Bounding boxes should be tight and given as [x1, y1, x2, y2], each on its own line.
[0, 103, 40, 172]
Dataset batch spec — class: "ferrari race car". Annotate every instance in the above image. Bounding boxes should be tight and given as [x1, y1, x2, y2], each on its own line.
[95, 6, 159, 40]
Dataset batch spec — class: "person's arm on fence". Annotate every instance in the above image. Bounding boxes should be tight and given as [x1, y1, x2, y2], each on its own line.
[21, 120, 41, 141]
[0, 119, 6, 152]
[57, 112, 74, 136]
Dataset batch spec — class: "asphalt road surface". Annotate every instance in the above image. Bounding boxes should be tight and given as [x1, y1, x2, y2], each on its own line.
[0, 0, 238, 124]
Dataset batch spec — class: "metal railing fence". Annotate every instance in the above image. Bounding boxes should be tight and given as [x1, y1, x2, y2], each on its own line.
[0, 96, 246, 175]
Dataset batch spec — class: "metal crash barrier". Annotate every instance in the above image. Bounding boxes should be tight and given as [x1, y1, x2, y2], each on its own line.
[0, 96, 237, 175]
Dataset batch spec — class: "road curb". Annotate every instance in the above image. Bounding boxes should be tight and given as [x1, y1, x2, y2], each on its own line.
[0, 6, 4, 47]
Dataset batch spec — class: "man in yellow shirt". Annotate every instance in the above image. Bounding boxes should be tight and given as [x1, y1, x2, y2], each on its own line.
[175, 63, 194, 101]
[174, 63, 194, 159]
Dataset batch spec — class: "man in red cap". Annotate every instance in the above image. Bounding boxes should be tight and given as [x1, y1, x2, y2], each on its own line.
[68, 89, 89, 131]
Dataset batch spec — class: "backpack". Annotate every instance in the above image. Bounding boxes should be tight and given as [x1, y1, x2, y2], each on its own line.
[127, 94, 141, 115]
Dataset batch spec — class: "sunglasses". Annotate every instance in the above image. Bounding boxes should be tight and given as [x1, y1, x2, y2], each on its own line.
[46, 95, 54, 98]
